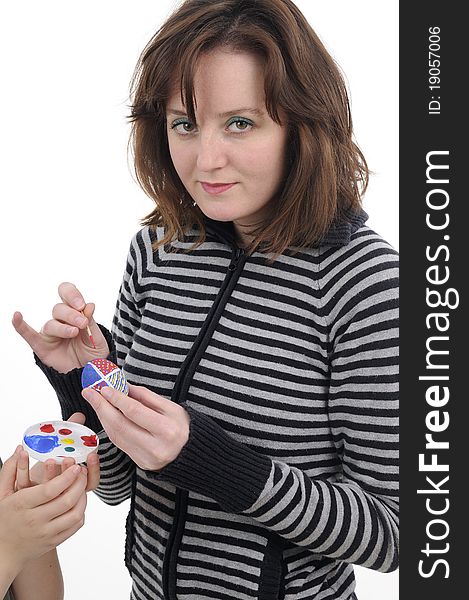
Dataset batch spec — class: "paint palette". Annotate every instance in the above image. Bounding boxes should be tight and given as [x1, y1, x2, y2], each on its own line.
[23, 420, 99, 464]
[81, 358, 129, 394]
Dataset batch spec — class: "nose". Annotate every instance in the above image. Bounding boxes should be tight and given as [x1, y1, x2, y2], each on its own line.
[196, 130, 228, 172]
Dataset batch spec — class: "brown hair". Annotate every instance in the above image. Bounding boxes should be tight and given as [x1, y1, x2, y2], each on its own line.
[129, 0, 369, 255]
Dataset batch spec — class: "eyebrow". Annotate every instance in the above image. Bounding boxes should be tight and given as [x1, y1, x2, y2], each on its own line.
[167, 107, 265, 118]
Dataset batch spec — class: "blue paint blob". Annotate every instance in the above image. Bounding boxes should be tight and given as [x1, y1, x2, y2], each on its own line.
[64, 446, 75, 452]
[24, 434, 60, 454]
[81, 363, 102, 389]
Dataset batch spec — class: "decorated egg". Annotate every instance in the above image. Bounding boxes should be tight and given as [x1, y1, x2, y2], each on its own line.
[81, 358, 129, 394]
[23, 420, 99, 463]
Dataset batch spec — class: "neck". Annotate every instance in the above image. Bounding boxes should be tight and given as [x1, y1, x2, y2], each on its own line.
[233, 221, 255, 248]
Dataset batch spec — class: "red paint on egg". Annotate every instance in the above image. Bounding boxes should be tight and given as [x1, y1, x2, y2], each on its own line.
[58, 428, 72, 435]
[81, 435, 97, 447]
[40, 424, 55, 433]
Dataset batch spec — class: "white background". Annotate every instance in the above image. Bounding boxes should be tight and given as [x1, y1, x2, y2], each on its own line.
[0, 1, 398, 598]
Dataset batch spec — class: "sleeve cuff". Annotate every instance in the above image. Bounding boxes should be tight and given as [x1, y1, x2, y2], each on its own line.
[155, 406, 272, 513]
[34, 324, 116, 433]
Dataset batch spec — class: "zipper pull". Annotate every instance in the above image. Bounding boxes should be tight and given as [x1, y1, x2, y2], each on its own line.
[228, 247, 244, 271]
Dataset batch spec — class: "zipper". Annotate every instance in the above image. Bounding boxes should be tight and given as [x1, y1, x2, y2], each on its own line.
[228, 246, 243, 271]
[162, 245, 246, 600]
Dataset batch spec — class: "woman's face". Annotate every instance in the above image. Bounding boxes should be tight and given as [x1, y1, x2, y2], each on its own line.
[166, 49, 288, 243]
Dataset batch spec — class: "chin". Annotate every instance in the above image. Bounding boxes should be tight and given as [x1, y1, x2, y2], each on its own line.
[198, 204, 240, 223]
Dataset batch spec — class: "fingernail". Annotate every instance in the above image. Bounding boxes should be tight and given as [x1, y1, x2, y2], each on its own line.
[100, 386, 113, 399]
[74, 316, 86, 327]
[82, 388, 95, 403]
[72, 464, 81, 474]
[72, 297, 85, 310]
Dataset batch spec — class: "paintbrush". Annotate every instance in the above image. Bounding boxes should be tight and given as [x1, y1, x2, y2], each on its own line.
[81, 310, 96, 349]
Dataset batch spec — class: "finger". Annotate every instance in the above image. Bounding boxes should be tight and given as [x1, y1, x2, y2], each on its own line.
[49, 515, 86, 548]
[60, 458, 77, 474]
[29, 460, 47, 485]
[41, 467, 87, 529]
[82, 303, 109, 351]
[67, 412, 86, 425]
[0, 447, 20, 496]
[128, 384, 171, 414]
[42, 459, 62, 482]
[39, 470, 88, 522]
[21, 464, 82, 509]
[85, 452, 100, 491]
[82, 302, 96, 323]
[51, 302, 89, 330]
[58, 282, 86, 311]
[82, 387, 151, 447]
[11, 311, 43, 352]
[16, 449, 32, 490]
[47, 492, 87, 544]
[83, 302, 102, 339]
[128, 384, 181, 419]
[41, 318, 79, 339]
[94, 385, 165, 433]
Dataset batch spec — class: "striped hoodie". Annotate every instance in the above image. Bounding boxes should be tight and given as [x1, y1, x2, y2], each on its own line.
[37, 210, 399, 600]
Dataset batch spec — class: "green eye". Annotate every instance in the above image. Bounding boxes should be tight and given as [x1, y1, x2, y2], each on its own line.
[226, 117, 254, 133]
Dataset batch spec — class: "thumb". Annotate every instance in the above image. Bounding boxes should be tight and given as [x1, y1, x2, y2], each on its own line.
[67, 412, 86, 425]
[82, 303, 107, 348]
[83, 303, 98, 329]
[11, 311, 42, 352]
[0, 447, 21, 498]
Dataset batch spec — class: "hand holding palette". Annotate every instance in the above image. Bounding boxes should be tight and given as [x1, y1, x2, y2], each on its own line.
[81, 358, 129, 394]
[23, 420, 99, 463]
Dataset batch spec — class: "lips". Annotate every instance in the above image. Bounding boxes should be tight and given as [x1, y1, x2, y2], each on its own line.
[200, 182, 236, 195]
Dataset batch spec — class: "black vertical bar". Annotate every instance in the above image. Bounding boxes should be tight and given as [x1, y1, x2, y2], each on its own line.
[400, 1, 467, 596]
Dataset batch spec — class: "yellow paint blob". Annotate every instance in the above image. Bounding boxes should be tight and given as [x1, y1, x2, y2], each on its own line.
[61, 438, 75, 445]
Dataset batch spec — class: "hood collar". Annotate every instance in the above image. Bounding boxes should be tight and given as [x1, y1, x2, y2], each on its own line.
[204, 207, 368, 250]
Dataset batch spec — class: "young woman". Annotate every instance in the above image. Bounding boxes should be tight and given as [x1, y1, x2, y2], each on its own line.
[0, 423, 99, 600]
[13, 1, 399, 598]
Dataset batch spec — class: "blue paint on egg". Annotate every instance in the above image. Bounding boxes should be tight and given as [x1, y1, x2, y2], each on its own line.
[81, 362, 102, 389]
[24, 434, 60, 454]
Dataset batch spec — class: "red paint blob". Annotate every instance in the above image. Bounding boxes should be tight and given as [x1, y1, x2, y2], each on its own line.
[40, 424, 55, 433]
[58, 428, 72, 435]
[81, 434, 97, 447]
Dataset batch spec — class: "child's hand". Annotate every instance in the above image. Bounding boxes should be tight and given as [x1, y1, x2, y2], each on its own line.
[12, 282, 109, 373]
[0, 447, 88, 573]
[28, 413, 100, 492]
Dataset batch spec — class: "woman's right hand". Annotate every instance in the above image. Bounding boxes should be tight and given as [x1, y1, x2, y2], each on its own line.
[12, 282, 109, 373]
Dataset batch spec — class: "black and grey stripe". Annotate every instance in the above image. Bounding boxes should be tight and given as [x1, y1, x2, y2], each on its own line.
[40, 214, 399, 599]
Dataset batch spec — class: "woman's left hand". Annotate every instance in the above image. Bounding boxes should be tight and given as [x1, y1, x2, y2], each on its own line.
[81, 384, 190, 471]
